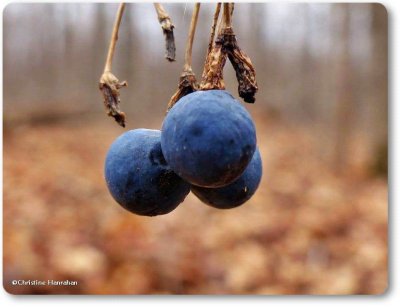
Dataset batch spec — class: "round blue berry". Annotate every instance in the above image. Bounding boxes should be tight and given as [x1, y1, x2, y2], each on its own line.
[161, 90, 257, 188]
[191, 148, 262, 209]
[105, 129, 190, 216]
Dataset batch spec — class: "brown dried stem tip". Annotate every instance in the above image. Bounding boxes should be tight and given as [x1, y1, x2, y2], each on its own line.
[200, 3, 226, 91]
[225, 3, 257, 103]
[167, 71, 198, 111]
[201, 3, 258, 103]
[226, 28, 258, 103]
[99, 3, 127, 127]
[99, 72, 127, 127]
[154, 3, 176, 62]
[167, 3, 201, 111]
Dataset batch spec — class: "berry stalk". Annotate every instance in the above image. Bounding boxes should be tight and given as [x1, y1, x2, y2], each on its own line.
[167, 3, 201, 111]
[99, 3, 128, 127]
[199, 3, 227, 91]
[207, 3, 221, 55]
[183, 3, 201, 73]
[104, 3, 125, 73]
[222, 2, 232, 29]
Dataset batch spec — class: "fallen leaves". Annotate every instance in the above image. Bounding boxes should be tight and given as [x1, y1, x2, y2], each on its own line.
[3, 118, 387, 294]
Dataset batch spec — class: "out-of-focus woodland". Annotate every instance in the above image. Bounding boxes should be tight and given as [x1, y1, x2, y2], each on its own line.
[3, 3, 387, 294]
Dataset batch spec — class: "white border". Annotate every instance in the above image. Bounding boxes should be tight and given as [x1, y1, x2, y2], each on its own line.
[0, 0, 397, 306]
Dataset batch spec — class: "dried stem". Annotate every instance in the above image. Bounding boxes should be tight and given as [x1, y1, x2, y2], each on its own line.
[154, 3, 176, 61]
[167, 3, 201, 111]
[217, 3, 234, 33]
[217, 6, 224, 35]
[200, 3, 223, 89]
[183, 3, 201, 72]
[200, 2, 258, 103]
[200, 3, 228, 91]
[207, 3, 222, 54]
[222, 3, 232, 29]
[224, 2, 258, 103]
[227, 40, 258, 103]
[104, 3, 125, 73]
[99, 3, 128, 127]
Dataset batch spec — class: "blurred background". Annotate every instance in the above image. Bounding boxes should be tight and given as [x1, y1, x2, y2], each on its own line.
[3, 3, 387, 294]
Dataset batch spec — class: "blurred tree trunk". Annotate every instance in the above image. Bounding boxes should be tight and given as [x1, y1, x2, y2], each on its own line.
[120, 4, 134, 81]
[259, 4, 280, 114]
[64, 5, 76, 93]
[92, 4, 107, 82]
[249, 3, 264, 65]
[41, 5, 57, 97]
[249, 3, 277, 116]
[300, 4, 315, 122]
[370, 4, 388, 176]
[333, 4, 354, 174]
[3, 8, 14, 112]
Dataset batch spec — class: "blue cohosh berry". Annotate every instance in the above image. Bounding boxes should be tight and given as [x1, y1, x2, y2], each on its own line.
[161, 90, 257, 188]
[191, 148, 262, 209]
[104, 129, 190, 216]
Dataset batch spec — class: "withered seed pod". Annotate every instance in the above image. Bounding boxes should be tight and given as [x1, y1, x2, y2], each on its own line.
[219, 27, 258, 103]
[226, 36, 258, 103]
[167, 70, 199, 111]
[99, 71, 127, 127]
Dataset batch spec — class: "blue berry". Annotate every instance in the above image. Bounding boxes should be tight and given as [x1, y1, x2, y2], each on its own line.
[191, 148, 262, 209]
[161, 90, 256, 188]
[105, 129, 190, 216]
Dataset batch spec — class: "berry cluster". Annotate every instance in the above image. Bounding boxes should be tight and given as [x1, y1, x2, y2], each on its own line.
[102, 3, 262, 216]
[104, 90, 262, 216]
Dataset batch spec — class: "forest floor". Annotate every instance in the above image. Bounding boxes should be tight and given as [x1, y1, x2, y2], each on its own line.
[3, 116, 387, 294]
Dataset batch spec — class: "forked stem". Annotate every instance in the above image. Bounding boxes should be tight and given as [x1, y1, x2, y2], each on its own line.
[183, 3, 201, 72]
[104, 3, 126, 73]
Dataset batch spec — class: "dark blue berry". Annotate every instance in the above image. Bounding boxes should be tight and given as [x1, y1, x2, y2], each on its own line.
[161, 90, 256, 188]
[105, 129, 190, 216]
[191, 148, 262, 209]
